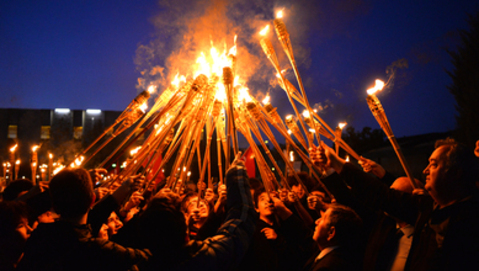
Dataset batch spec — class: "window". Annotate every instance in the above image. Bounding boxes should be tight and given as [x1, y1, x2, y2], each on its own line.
[74, 126, 83, 140]
[41, 126, 51, 139]
[8, 125, 17, 139]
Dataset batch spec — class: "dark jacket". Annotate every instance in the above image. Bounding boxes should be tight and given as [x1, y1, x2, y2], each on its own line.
[240, 214, 316, 271]
[139, 164, 257, 271]
[17, 220, 150, 271]
[325, 163, 479, 271]
[305, 246, 359, 271]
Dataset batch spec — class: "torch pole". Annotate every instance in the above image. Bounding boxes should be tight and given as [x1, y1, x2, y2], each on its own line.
[366, 94, 417, 189]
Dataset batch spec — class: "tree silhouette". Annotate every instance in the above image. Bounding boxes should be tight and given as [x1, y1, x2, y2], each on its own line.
[447, 12, 479, 147]
[342, 126, 386, 154]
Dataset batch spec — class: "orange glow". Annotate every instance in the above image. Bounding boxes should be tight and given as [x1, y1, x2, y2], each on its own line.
[367, 79, 385, 95]
[285, 115, 293, 121]
[171, 73, 186, 89]
[139, 103, 148, 113]
[49, 153, 53, 159]
[260, 25, 270, 36]
[338, 122, 347, 130]
[32, 145, 40, 152]
[147, 85, 156, 94]
[215, 83, 227, 102]
[130, 146, 142, 156]
[276, 10, 284, 19]
[15, 159, 20, 165]
[262, 95, 271, 105]
[287, 129, 292, 135]
[302, 110, 311, 118]
[345, 155, 350, 162]
[237, 86, 252, 103]
[289, 151, 294, 162]
[193, 37, 236, 80]
[10, 144, 18, 152]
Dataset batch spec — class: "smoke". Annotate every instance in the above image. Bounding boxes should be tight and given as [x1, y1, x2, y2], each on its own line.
[134, 0, 327, 98]
[385, 58, 408, 90]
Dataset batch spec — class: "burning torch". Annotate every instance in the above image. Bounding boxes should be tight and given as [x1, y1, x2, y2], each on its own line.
[366, 79, 417, 189]
[31, 145, 39, 185]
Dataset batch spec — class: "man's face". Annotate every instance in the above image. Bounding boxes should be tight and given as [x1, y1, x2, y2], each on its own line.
[291, 184, 305, 199]
[423, 146, 450, 204]
[15, 217, 32, 242]
[255, 192, 274, 218]
[186, 197, 209, 226]
[106, 212, 123, 236]
[313, 208, 332, 247]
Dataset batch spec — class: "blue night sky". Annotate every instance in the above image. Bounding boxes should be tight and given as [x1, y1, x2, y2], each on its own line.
[1, 0, 478, 140]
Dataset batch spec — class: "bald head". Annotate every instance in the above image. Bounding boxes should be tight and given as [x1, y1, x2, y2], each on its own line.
[390, 177, 420, 194]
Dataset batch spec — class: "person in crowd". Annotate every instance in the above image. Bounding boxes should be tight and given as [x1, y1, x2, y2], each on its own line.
[181, 192, 212, 240]
[363, 176, 420, 271]
[240, 188, 316, 271]
[98, 211, 123, 240]
[134, 152, 256, 270]
[304, 203, 363, 271]
[17, 168, 151, 271]
[0, 201, 32, 271]
[310, 138, 479, 270]
[2, 179, 33, 201]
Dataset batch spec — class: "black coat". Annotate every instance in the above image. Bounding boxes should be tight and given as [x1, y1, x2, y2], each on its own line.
[325, 163, 479, 271]
[17, 220, 150, 271]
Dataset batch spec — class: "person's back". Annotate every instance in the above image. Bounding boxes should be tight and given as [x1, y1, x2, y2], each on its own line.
[17, 168, 150, 271]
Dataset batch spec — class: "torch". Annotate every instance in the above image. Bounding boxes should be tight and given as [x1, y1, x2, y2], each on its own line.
[2, 163, 7, 184]
[259, 25, 312, 147]
[366, 79, 417, 189]
[48, 153, 53, 181]
[9, 144, 17, 183]
[31, 145, 39, 185]
[335, 122, 347, 155]
[15, 160, 20, 180]
[40, 165, 46, 182]
[223, 67, 239, 158]
[285, 115, 308, 149]
[273, 10, 320, 144]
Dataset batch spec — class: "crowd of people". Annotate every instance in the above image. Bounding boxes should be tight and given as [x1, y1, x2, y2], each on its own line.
[1, 138, 478, 270]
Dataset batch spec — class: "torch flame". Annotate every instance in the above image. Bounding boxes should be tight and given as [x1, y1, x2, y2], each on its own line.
[193, 37, 237, 79]
[302, 110, 311, 118]
[215, 83, 227, 102]
[147, 85, 156, 94]
[10, 144, 18, 152]
[276, 10, 284, 19]
[139, 103, 148, 113]
[53, 164, 65, 175]
[338, 122, 347, 130]
[260, 25, 270, 36]
[32, 145, 40, 152]
[171, 73, 185, 89]
[238, 86, 252, 103]
[74, 156, 84, 167]
[367, 79, 385, 95]
[130, 146, 142, 156]
[345, 155, 350, 162]
[262, 95, 271, 105]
